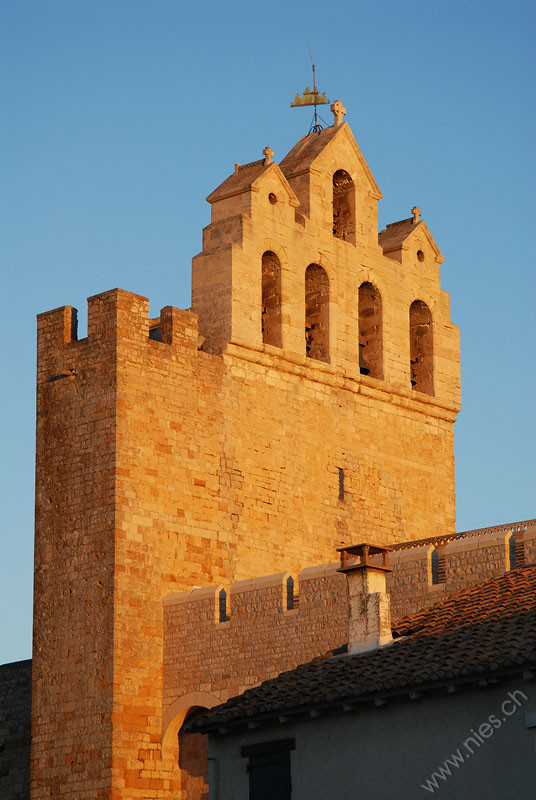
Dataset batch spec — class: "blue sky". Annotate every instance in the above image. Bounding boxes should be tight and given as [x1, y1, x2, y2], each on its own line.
[1, 0, 534, 664]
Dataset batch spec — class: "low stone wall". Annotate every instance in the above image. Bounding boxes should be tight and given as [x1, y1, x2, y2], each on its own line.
[388, 520, 535, 618]
[163, 522, 536, 728]
[163, 565, 348, 711]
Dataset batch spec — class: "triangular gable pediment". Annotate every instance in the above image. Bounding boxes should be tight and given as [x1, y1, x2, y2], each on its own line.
[280, 122, 382, 199]
[207, 161, 299, 207]
[379, 218, 443, 263]
[251, 163, 300, 207]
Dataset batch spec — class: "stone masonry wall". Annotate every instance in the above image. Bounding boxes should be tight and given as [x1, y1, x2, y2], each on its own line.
[389, 519, 536, 618]
[34, 288, 459, 798]
[0, 660, 31, 800]
[32, 300, 116, 800]
[164, 567, 348, 709]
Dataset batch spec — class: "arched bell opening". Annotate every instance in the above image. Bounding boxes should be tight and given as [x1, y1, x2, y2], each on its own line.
[333, 169, 356, 243]
[358, 282, 383, 379]
[305, 264, 330, 363]
[409, 300, 434, 395]
[261, 251, 282, 348]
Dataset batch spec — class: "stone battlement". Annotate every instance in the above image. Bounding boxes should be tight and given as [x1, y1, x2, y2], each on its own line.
[36, 289, 200, 369]
[163, 564, 348, 718]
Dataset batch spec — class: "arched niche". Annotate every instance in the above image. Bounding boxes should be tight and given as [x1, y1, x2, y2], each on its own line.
[409, 300, 434, 395]
[261, 251, 282, 348]
[333, 169, 356, 243]
[358, 282, 383, 379]
[161, 692, 220, 799]
[305, 264, 330, 362]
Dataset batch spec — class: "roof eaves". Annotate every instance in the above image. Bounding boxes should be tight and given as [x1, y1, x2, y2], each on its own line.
[187, 660, 536, 736]
[187, 566, 536, 735]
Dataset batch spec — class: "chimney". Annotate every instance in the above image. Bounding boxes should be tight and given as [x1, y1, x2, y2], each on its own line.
[337, 543, 393, 654]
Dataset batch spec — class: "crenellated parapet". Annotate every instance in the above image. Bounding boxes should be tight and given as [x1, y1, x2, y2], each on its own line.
[36, 289, 200, 382]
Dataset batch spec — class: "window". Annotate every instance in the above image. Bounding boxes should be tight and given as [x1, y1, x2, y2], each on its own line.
[332, 169, 355, 242]
[358, 282, 383, 378]
[286, 575, 299, 610]
[242, 739, 295, 800]
[338, 468, 345, 500]
[305, 264, 329, 362]
[262, 251, 282, 347]
[508, 534, 517, 570]
[149, 317, 163, 341]
[409, 300, 434, 395]
[430, 547, 446, 585]
[218, 588, 229, 622]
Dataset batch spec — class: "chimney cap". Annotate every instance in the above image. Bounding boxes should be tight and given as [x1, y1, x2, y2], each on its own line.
[336, 542, 392, 556]
[337, 542, 392, 574]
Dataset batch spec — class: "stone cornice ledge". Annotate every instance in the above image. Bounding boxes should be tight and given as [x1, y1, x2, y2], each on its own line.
[224, 340, 459, 423]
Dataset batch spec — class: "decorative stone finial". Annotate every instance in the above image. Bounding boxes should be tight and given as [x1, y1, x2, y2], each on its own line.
[411, 206, 421, 224]
[331, 100, 346, 127]
[263, 146, 274, 166]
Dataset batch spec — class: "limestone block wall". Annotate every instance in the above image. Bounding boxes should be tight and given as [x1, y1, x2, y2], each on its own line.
[33, 286, 459, 798]
[387, 537, 512, 621]
[33, 299, 117, 800]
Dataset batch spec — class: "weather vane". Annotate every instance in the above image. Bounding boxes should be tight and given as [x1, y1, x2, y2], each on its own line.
[290, 44, 330, 134]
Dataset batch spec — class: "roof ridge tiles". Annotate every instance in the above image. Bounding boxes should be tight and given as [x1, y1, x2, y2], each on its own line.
[237, 158, 265, 171]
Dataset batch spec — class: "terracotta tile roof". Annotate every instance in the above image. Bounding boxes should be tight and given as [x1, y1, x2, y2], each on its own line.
[188, 566, 536, 733]
[378, 217, 419, 253]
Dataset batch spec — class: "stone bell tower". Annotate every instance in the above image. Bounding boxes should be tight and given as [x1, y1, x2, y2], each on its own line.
[31, 101, 460, 798]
